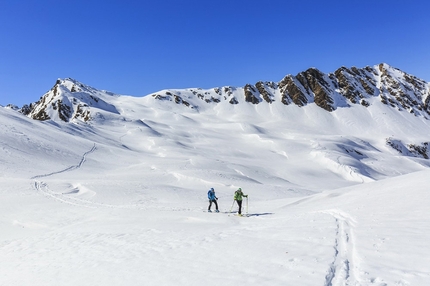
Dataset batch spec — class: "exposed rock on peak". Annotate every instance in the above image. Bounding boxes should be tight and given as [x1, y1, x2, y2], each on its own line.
[298, 68, 335, 111]
[22, 78, 119, 122]
[376, 64, 430, 115]
[278, 75, 307, 106]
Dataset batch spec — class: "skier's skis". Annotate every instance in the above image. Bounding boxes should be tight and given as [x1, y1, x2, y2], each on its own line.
[225, 212, 249, 217]
[235, 214, 249, 217]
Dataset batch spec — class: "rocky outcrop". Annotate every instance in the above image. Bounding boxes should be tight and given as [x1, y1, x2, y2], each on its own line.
[386, 138, 429, 159]
[21, 78, 118, 122]
[278, 75, 307, 106]
[255, 81, 276, 104]
[298, 68, 335, 111]
[244, 84, 261, 104]
[377, 64, 430, 116]
[334, 67, 377, 108]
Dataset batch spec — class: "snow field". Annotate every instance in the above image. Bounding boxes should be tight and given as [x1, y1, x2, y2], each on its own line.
[2, 90, 430, 285]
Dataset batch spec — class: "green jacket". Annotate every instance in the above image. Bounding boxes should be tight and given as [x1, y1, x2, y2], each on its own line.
[234, 190, 247, 201]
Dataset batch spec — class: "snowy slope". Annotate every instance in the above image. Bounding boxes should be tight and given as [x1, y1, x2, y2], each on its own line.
[1, 63, 430, 285]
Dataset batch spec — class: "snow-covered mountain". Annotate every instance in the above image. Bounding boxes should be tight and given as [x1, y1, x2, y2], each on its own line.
[14, 63, 430, 175]
[1, 63, 430, 285]
[19, 78, 119, 122]
[19, 63, 430, 123]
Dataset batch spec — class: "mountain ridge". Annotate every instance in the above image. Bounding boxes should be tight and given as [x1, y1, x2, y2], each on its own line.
[9, 63, 430, 123]
[151, 63, 430, 114]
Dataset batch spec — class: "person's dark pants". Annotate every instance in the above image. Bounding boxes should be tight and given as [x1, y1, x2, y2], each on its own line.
[236, 200, 242, 214]
[208, 199, 218, 211]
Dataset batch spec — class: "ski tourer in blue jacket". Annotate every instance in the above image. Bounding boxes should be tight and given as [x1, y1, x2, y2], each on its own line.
[207, 188, 219, 212]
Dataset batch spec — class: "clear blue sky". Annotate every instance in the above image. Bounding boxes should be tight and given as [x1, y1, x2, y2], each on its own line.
[1, 0, 430, 107]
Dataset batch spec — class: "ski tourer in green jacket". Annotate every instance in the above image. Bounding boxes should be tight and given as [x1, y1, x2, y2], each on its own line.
[234, 188, 248, 215]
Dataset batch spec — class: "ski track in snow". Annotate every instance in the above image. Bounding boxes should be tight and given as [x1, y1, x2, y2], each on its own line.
[31, 143, 109, 209]
[34, 181, 97, 209]
[33, 181, 148, 210]
[31, 143, 97, 179]
[322, 210, 358, 286]
[30, 143, 173, 210]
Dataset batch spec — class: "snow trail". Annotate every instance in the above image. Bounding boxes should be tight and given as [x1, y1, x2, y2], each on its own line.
[33, 181, 148, 209]
[31, 144, 97, 179]
[31, 143, 101, 208]
[322, 210, 359, 286]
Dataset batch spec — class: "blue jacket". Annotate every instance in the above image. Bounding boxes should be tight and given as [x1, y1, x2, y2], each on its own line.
[208, 189, 217, 200]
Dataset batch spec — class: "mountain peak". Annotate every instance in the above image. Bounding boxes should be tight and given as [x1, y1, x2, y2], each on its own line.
[22, 78, 119, 122]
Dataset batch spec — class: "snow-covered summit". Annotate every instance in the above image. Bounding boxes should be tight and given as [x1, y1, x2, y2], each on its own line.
[21, 78, 119, 122]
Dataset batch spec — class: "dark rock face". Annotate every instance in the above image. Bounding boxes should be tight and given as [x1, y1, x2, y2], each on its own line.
[153, 91, 196, 109]
[244, 84, 261, 104]
[299, 68, 335, 112]
[335, 67, 364, 104]
[255, 81, 276, 104]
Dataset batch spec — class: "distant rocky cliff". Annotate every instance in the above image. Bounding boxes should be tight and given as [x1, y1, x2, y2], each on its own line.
[151, 63, 430, 117]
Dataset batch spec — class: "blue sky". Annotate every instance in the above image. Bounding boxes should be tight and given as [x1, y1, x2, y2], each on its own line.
[1, 0, 430, 107]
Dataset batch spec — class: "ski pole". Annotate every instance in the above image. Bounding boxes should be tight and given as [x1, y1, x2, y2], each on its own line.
[246, 197, 249, 215]
[230, 200, 235, 213]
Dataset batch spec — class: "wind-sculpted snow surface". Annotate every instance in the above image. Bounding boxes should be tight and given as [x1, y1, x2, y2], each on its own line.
[1, 63, 430, 285]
